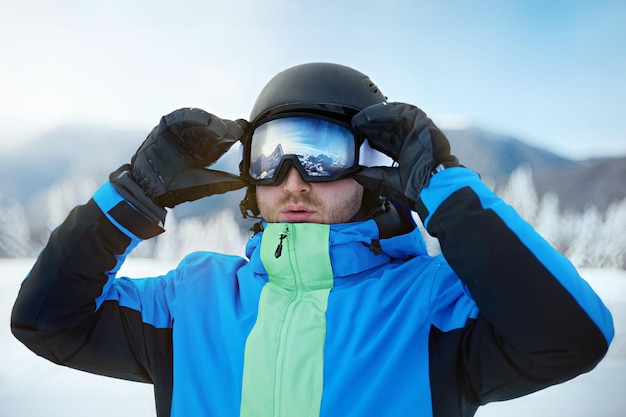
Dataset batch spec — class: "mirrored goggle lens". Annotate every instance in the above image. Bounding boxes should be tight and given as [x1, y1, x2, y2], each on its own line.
[248, 117, 356, 181]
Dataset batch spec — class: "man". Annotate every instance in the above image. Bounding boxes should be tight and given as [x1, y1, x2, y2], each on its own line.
[11, 63, 614, 417]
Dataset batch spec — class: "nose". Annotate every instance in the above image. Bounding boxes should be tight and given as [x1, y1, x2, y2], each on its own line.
[282, 167, 311, 195]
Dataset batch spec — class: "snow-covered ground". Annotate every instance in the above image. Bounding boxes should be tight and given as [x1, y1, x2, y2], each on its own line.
[1, 258, 624, 416]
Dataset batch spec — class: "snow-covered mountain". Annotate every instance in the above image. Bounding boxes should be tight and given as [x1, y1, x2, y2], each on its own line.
[444, 127, 626, 213]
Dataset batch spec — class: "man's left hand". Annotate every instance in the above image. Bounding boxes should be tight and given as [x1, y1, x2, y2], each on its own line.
[351, 102, 459, 211]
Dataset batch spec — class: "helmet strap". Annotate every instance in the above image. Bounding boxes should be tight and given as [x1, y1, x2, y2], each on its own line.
[239, 186, 261, 219]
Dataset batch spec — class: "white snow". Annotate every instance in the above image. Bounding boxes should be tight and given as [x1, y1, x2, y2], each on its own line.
[1, 259, 624, 416]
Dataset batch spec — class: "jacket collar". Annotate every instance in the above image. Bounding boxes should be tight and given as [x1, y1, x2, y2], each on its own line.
[246, 220, 428, 279]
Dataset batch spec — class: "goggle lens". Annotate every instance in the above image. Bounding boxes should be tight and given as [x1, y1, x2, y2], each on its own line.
[248, 117, 357, 183]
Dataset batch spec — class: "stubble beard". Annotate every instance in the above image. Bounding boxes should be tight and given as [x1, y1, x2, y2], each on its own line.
[259, 191, 363, 224]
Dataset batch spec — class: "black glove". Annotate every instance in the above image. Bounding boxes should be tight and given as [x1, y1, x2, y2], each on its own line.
[128, 108, 248, 208]
[351, 102, 459, 211]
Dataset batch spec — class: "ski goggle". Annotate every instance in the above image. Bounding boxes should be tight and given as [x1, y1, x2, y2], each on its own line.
[243, 116, 361, 185]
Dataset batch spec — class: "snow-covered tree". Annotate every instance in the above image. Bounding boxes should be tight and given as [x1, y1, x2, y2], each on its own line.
[598, 198, 626, 269]
[497, 164, 538, 225]
[534, 191, 563, 251]
[0, 196, 31, 257]
[564, 206, 604, 268]
[149, 208, 249, 263]
[176, 209, 249, 258]
[45, 177, 98, 232]
[152, 213, 180, 262]
[496, 165, 626, 270]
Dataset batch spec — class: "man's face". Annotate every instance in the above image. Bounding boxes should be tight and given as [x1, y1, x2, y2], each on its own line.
[256, 167, 364, 224]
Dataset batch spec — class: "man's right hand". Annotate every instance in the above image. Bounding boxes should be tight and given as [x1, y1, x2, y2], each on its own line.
[129, 108, 248, 208]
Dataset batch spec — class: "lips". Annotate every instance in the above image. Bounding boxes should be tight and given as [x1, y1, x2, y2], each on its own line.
[281, 204, 316, 222]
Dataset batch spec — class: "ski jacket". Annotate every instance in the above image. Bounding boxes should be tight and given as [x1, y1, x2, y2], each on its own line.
[11, 167, 614, 417]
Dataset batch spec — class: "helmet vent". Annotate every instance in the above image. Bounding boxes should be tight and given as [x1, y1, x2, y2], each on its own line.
[366, 79, 380, 95]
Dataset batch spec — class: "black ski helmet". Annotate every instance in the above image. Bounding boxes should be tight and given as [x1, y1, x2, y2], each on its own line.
[248, 62, 386, 126]
[239, 62, 387, 219]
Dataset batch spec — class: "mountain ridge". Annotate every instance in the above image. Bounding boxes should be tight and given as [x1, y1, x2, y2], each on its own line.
[1, 124, 624, 223]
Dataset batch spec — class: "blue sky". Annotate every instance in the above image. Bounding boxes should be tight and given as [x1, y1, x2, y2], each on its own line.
[1, 0, 624, 159]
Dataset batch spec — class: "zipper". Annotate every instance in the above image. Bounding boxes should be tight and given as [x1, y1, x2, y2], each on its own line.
[272, 225, 302, 416]
[275, 232, 288, 258]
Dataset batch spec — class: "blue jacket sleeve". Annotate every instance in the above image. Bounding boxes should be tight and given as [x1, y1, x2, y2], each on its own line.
[10, 181, 174, 386]
[417, 167, 614, 404]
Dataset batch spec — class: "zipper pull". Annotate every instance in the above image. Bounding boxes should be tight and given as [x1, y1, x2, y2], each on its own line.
[275, 233, 287, 258]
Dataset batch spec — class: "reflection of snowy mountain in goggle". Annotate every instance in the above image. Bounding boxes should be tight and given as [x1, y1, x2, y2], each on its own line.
[249, 117, 356, 180]
[250, 143, 352, 180]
